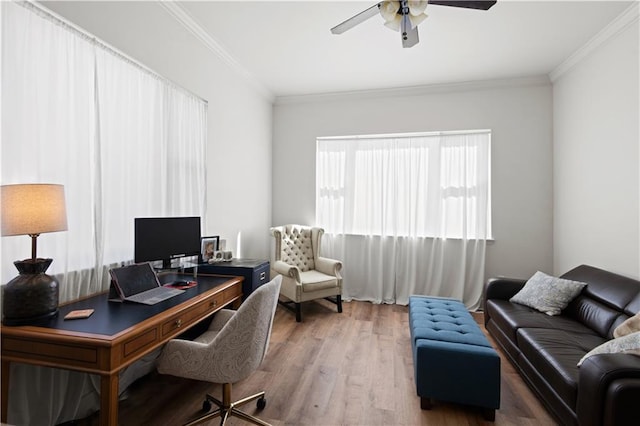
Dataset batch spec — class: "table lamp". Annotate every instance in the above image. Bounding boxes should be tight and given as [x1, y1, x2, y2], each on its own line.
[1, 184, 68, 325]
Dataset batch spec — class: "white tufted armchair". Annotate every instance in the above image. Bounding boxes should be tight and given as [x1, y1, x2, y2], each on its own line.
[270, 225, 342, 322]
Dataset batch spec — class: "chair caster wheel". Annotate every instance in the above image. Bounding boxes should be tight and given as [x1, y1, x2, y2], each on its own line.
[202, 399, 212, 412]
[257, 396, 266, 410]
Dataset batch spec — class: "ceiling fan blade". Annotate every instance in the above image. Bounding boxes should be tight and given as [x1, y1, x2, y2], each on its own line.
[428, 1, 497, 10]
[331, 2, 382, 35]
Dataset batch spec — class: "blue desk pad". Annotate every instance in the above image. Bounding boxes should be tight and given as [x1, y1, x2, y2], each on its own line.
[36, 274, 233, 336]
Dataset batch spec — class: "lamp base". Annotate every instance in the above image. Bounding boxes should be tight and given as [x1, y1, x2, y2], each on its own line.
[2, 309, 59, 326]
[2, 258, 60, 326]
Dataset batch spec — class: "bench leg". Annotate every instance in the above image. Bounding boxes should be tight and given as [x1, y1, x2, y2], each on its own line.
[482, 408, 495, 421]
[420, 397, 432, 410]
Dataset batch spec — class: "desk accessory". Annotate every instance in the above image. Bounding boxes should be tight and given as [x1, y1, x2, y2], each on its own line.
[64, 309, 94, 320]
[109, 263, 184, 305]
[165, 280, 197, 289]
[208, 250, 233, 263]
[1, 184, 68, 325]
[200, 235, 220, 262]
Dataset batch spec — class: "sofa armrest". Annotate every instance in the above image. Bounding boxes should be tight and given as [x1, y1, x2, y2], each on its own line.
[577, 353, 640, 426]
[484, 277, 527, 301]
[272, 260, 301, 283]
[483, 278, 527, 325]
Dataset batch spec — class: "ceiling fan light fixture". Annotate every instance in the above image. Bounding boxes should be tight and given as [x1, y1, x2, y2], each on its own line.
[408, 0, 428, 16]
[331, 0, 495, 48]
[380, 0, 401, 21]
[408, 12, 428, 29]
[383, 14, 402, 31]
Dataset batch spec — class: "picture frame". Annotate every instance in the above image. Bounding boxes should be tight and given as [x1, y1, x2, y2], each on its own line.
[201, 236, 220, 262]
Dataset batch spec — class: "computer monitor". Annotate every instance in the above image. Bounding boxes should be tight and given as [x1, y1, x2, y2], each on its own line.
[134, 216, 201, 269]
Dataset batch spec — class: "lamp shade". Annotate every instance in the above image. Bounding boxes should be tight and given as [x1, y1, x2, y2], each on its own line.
[1, 184, 68, 236]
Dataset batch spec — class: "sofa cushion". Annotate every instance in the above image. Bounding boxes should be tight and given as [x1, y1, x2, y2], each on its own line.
[517, 327, 606, 409]
[578, 331, 640, 366]
[562, 265, 640, 314]
[626, 293, 640, 317]
[564, 295, 622, 338]
[486, 299, 598, 343]
[510, 271, 586, 316]
[299, 270, 339, 292]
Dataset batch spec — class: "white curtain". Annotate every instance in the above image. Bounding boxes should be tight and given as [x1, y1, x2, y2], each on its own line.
[1, 2, 207, 424]
[1, 2, 207, 296]
[317, 131, 491, 309]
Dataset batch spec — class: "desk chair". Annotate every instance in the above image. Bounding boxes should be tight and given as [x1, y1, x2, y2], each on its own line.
[270, 225, 342, 322]
[157, 275, 281, 426]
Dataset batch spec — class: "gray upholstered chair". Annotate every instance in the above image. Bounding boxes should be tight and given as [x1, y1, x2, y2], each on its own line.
[270, 225, 342, 322]
[157, 275, 281, 426]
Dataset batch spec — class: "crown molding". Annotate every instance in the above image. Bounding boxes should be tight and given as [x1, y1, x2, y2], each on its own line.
[159, 1, 274, 102]
[274, 75, 551, 106]
[550, 2, 639, 82]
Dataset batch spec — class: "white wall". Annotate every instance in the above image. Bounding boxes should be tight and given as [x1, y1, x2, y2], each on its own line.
[553, 18, 639, 278]
[273, 78, 554, 281]
[45, 1, 273, 258]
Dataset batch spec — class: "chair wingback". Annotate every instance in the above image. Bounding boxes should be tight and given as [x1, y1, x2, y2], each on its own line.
[272, 225, 316, 272]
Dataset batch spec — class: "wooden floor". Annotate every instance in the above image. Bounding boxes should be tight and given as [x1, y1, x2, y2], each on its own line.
[73, 300, 556, 425]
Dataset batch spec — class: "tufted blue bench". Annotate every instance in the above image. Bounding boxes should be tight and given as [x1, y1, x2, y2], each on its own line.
[409, 296, 500, 421]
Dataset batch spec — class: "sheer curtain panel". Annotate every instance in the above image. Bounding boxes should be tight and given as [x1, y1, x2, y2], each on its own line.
[316, 131, 491, 308]
[1, 2, 207, 424]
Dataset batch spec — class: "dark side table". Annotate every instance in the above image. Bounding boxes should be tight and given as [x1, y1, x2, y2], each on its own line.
[191, 259, 270, 301]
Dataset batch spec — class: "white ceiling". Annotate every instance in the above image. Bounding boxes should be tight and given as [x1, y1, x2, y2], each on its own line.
[176, 0, 632, 98]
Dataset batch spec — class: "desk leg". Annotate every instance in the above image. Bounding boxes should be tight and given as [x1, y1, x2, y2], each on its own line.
[100, 373, 119, 426]
[1, 360, 9, 423]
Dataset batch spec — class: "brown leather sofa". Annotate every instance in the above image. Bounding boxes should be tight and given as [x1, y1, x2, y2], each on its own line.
[484, 264, 640, 425]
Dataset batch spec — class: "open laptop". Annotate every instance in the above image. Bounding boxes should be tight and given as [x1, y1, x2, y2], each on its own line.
[109, 262, 184, 305]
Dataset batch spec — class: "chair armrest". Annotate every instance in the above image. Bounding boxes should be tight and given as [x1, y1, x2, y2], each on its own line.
[157, 339, 208, 378]
[207, 309, 235, 332]
[577, 353, 640, 426]
[315, 256, 342, 278]
[273, 260, 301, 282]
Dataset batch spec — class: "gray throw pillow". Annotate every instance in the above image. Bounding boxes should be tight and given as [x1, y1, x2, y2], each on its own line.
[510, 271, 586, 316]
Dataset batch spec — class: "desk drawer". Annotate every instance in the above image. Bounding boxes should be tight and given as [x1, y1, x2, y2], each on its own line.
[161, 291, 225, 337]
[2, 336, 99, 368]
[123, 329, 158, 358]
[252, 263, 270, 290]
[224, 283, 242, 303]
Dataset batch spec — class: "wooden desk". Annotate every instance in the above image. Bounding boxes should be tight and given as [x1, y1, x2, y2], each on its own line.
[1, 273, 242, 425]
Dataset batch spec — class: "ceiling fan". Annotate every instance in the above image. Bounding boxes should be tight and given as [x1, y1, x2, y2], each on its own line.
[330, 0, 497, 48]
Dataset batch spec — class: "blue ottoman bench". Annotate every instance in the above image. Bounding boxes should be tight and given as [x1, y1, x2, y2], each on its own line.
[409, 296, 500, 421]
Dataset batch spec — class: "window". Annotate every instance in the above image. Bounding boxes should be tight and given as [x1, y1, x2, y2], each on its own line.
[316, 130, 491, 240]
